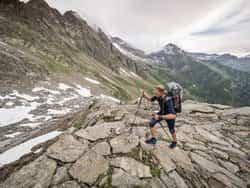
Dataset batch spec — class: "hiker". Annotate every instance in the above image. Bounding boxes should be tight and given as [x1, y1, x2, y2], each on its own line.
[142, 85, 177, 148]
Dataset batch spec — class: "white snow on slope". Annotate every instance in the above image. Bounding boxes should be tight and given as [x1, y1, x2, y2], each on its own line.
[0, 95, 16, 100]
[48, 109, 71, 115]
[84, 77, 100, 85]
[5, 132, 22, 138]
[0, 131, 62, 167]
[58, 83, 72, 91]
[32, 87, 60, 95]
[0, 103, 39, 127]
[75, 84, 91, 97]
[120, 68, 132, 77]
[130, 71, 141, 79]
[100, 94, 120, 103]
[13, 90, 39, 101]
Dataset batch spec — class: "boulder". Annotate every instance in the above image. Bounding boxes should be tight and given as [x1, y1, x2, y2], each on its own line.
[69, 150, 109, 185]
[110, 133, 139, 154]
[52, 181, 80, 188]
[0, 156, 57, 188]
[75, 121, 127, 141]
[51, 166, 70, 186]
[168, 171, 189, 188]
[155, 141, 193, 170]
[47, 134, 88, 162]
[111, 157, 152, 178]
[111, 168, 144, 188]
[153, 145, 176, 173]
[182, 101, 215, 114]
[92, 141, 111, 156]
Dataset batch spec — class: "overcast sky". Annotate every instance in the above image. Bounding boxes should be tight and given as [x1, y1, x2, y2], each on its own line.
[45, 0, 250, 56]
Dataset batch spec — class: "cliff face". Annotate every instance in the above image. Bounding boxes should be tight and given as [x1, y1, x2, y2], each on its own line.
[0, 0, 155, 100]
[0, 98, 249, 188]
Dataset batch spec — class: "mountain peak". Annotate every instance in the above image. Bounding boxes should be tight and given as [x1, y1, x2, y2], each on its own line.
[162, 43, 184, 55]
[26, 0, 50, 7]
[64, 10, 87, 25]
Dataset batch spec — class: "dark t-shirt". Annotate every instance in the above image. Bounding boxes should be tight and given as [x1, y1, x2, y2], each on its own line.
[151, 96, 176, 116]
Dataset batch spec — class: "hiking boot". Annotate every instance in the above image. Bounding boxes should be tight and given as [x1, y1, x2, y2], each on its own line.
[169, 141, 177, 149]
[145, 137, 157, 145]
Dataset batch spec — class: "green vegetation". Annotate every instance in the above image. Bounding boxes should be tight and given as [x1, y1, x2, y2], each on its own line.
[127, 148, 161, 178]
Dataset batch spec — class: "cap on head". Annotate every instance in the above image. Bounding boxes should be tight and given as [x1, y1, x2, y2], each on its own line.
[155, 84, 166, 93]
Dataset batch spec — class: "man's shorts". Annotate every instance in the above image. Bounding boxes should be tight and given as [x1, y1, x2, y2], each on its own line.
[149, 117, 175, 134]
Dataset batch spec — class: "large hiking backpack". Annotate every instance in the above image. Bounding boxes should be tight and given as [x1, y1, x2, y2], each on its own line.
[166, 82, 183, 113]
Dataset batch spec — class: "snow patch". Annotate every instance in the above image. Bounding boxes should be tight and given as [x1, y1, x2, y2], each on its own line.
[48, 109, 71, 115]
[58, 83, 72, 91]
[57, 94, 78, 105]
[130, 72, 141, 79]
[74, 84, 91, 97]
[0, 40, 7, 46]
[0, 102, 39, 127]
[100, 94, 120, 103]
[84, 77, 100, 85]
[20, 122, 41, 128]
[119, 68, 132, 77]
[32, 87, 60, 95]
[5, 102, 14, 106]
[13, 90, 39, 101]
[0, 131, 62, 167]
[0, 95, 16, 100]
[5, 132, 22, 138]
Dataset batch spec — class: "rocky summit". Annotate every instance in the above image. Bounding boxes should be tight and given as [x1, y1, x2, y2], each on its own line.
[0, 98, 249, 188]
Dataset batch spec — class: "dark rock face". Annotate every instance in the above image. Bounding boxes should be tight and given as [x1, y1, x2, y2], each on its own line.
[0, 98, 249, 188]
[0, 0, 153, 100]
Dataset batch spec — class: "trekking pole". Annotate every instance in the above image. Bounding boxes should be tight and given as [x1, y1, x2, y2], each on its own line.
[158, 121, 169, 136]
[132, 94, 143, 125]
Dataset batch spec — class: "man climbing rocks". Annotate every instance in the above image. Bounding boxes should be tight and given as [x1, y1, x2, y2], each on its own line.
[142, 85, 177, 148]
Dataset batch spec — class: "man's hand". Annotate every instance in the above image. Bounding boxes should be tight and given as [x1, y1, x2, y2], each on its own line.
[153, 113, 160, 120]
[140, 90, 145, 98]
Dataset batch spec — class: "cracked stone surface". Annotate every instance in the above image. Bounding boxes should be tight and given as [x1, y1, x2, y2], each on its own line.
[1, 99, 249, 188]
[69, 150, 109, 185]
[46, 134, 89, 162]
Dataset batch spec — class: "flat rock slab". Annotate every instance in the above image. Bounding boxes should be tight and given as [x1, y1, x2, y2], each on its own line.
[155, 141, 193, 170]
[51, 166, 70, 186]
[153, 144, 176, 173]
[168, 171, 189, 188]
[111, 168, 144, 188]
[52, 181, 81, 188]
[195, 127, 229, 146]
[182, 102, 215, 114]
[75, 121, 127, 141]
[0, 156, 57, 188]
[110, 133, 139, 154]
[190, 152, 246, 188]
[221, 107, 250, 117]
[47, 134, 88, 162]
[111, 157, 152, 178]
[92, 141, 111, 156]
[69, 150, 109, 185]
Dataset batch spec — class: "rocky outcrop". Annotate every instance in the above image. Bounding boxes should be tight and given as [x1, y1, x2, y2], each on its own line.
[0, 99, 249, 188]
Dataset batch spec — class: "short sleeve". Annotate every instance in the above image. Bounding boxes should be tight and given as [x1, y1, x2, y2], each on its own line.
[150, 96, 157, 102]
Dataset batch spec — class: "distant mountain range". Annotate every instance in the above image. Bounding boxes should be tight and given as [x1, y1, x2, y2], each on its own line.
[112, 37, 250, 106]
[189, 52, 250, 73]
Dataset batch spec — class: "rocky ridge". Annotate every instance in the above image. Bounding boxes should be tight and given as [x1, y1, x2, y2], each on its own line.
[0, 98, 249, 188]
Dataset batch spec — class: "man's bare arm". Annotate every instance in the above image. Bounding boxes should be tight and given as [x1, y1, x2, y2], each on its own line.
[142, 91, 152, 102]
[161, 114, 176, 120]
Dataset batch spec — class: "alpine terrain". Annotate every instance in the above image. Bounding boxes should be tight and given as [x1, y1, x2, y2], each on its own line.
[0, 0, 249, 188]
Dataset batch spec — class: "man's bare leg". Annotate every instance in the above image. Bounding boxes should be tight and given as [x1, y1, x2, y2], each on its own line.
[172, 132, 177, 142]
[150, 126, 157, 138]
